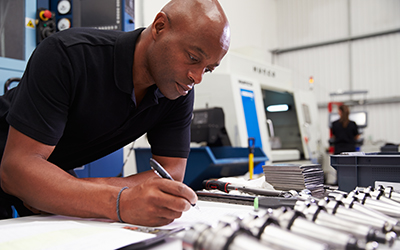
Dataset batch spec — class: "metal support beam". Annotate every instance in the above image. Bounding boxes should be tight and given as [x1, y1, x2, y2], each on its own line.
[271, 28, 400, 55]
[318, 96, 400, 109]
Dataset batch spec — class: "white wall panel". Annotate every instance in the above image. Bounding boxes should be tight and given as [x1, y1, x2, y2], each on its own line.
[136, 0, 277, 62]
[276, 43, 350, 103]
[276, 0, 400, 150]
[220, 0, 277, 63]
[277, 0, 348, 49]
[351, 0, 400, 36]
[352, 33, 400, 99]
[364, 103, 400, 145]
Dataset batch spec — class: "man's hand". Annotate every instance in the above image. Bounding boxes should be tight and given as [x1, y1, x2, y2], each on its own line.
[119, 177, 197, 226]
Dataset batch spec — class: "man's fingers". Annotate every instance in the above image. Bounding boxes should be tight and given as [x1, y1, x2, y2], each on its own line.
[119, 178, 197, 227]
[142, 184, 191, 213]
[157, 190, 192, 212]
[156, 178, 198, 206]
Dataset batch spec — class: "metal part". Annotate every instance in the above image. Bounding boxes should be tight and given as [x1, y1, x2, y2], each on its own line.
[381, 186, 400, 203]
[271, 27, 400, 55]
[328, 192, 400, 233]
[269, 207, 367, 250]
[295, 200, 395, 246]
[348, 191, 400, 218]
[183, 185, 400, 250]
[240, 211, 329, 250]
[354, 187, 400, 214]
[182, 216, 274, 250]
[319, 197, 396, 233]
[203, 179, 291, 197]
[348, 191, 400, 220]
[182, 223, 212, 250]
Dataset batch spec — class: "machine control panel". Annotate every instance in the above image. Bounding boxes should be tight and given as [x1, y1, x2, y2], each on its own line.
[53, 0, 73, 31]
[57, 0, 71, 15]
[36, 8, 56, 44]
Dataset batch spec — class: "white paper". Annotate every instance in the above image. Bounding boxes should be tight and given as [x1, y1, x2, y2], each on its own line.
[161, 200, 255, 229]
[0, 201, 255, 250]
[0, 220, 154, 250]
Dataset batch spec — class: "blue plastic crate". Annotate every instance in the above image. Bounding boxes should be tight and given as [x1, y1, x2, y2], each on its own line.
[135, 146, 269, 190]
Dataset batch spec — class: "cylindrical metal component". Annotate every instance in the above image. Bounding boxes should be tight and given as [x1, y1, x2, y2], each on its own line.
[182, 223, 212, 250]
[227, 232, 275, 250]
[363, 200, 400, 219]
[351, 202, 400, 228]
[379, 186, 400, 203]
[329, 192, 400, 232]
[271, 207, 362, 250]
[320, 198, 392, 233]
[388, 192, 400, 203]
[183, 222, 275, 250]
[301, 202, 392, 246]
[358, 187, 400, 209]
[240, 212, 329, 250]
[352, 190, 400, 219]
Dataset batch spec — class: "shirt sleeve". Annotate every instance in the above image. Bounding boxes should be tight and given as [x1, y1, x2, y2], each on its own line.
[147, 89, 194, 158]
[7, 35, 73, 145]
[351, 121, 360, 136]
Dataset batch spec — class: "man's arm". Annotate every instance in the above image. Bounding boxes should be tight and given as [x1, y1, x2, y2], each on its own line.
[83, 154, 187, 187]
[0, 127, 196, 226]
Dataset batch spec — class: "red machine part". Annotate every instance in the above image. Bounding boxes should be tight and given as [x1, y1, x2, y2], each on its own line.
[328, 102, 343, 154]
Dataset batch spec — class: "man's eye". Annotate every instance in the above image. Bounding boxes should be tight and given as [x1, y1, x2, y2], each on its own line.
[205, 68, 213, 73]
[189, 54, 199, 62]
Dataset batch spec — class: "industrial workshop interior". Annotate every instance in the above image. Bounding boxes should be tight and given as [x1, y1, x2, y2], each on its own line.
[1, 0, 400, 249]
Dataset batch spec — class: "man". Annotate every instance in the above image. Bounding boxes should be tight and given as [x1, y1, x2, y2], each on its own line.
[0, 0, 230, 226]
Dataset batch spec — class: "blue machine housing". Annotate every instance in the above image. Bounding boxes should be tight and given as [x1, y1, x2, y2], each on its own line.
[135, 146, 269, 191]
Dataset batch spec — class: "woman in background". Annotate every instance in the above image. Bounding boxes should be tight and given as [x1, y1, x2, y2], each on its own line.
[332, 105, 360, 154]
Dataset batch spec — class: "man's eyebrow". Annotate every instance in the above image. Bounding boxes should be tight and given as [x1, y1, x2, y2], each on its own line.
[192, 46, 210, 60]
[191, 46, 219, 67]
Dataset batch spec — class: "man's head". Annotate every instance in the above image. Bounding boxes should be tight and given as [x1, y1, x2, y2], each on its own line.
[145, 0, 230, 100]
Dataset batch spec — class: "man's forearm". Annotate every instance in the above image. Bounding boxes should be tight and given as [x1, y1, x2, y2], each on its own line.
[81, 154, 187, 187]
[1, 157, 121, 221]
[80, 169, 160, 187]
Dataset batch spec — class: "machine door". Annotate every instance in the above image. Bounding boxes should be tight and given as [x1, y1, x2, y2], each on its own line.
[294, 90, 321, 161]
[0, 0, 36, 94]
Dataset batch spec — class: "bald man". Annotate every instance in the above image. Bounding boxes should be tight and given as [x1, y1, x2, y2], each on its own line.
[0, 0, 230, 226]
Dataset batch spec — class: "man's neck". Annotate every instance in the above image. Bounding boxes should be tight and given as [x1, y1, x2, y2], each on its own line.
[132, 28, 155, 107]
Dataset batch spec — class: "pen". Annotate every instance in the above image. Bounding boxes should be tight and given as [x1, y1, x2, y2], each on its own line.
[150, 158, 174, 180]
[150, 158, 199, 209]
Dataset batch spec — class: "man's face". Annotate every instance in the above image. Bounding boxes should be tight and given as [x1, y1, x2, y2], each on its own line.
[148, 22, 230, 100]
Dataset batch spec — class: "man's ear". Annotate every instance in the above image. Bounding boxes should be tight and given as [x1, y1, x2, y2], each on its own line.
[151, 11, 169, 39]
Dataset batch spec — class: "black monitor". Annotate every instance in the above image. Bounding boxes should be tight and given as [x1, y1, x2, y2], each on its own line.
[191, 107, 231, 147]
[329, 111, 368, 128]
[73, 0, 122, 30]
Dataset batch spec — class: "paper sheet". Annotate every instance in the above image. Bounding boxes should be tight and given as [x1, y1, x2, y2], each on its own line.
[0, 201, 255, 249]
[0, 220, 154, 250]
[161, 200, 255, 229]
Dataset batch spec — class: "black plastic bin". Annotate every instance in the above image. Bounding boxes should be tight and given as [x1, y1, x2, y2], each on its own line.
[331, 153, 400, 192]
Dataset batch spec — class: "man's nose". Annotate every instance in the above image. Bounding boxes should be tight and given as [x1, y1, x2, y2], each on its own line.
[188, 68, 205, 85]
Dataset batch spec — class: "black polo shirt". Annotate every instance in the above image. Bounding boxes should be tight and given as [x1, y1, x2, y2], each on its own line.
[332, 120, 359, 154]
[0, 27, 194, 171]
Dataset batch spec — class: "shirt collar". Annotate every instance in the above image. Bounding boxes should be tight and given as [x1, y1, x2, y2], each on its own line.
[114, 28, 166, 106]
[114, 28, 144, 99]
